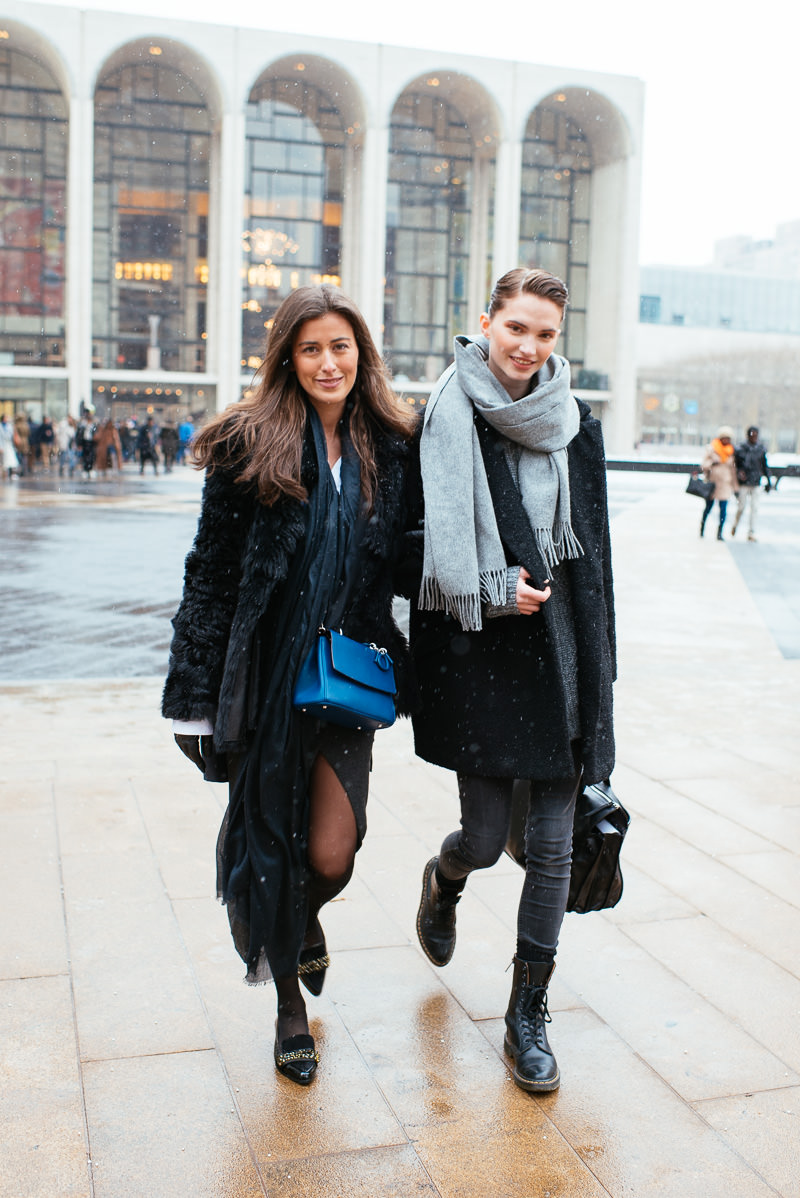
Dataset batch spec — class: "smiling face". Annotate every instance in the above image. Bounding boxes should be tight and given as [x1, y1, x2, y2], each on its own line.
[292, 312, 359, 419]
[479, 293, 563, 400]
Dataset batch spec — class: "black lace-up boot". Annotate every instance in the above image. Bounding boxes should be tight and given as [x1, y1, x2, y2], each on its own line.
[503, 957, 560, 1092]
[416, 856, 465, 966]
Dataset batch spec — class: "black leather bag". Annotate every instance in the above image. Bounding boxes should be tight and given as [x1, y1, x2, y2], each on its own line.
[686, 473, 714, 501]
[505, 778, 630, 913]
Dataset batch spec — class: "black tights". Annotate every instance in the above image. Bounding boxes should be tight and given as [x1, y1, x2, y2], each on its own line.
[275, 753, 356, 1040]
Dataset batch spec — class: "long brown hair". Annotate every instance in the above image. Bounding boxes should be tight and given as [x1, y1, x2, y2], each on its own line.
[488, 267, 569, 319]
[192, 285, 417, 509]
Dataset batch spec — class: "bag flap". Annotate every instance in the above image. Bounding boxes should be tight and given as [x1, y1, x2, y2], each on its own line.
[573, 781, 617, 839]
[328, 630, 396, 696]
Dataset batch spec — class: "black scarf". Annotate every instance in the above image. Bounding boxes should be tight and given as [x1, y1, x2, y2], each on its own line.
[217, 406, 365, 983]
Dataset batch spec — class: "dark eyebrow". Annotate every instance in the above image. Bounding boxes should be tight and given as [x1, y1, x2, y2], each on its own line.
[296, 335, 354, 347]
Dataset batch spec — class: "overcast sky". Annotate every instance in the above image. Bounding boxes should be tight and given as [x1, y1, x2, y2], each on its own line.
[40, 0, 800, 267]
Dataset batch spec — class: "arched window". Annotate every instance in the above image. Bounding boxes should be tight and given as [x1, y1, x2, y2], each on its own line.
[241, 78, 345, 369]
[0, 45, 67, 367]
[93, 58, 210, 372]
[384, 90, 473, 384]
[520, 102, 592, 370]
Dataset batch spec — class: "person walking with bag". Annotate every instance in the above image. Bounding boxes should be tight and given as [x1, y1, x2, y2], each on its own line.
[404, 267, 616, 1093]
[163, 285, 416, 1086]
[699, 426, 737, 540]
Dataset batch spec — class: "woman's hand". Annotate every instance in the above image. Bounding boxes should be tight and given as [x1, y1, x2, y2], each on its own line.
[175, 733, 206, 772]
[516, 568, 551, 615]
[174, 733, 229, 782]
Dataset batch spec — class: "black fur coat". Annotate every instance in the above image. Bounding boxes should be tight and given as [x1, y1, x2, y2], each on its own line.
[162, 427, 412, 752]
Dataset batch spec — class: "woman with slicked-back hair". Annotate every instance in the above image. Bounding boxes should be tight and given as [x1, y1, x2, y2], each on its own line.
[163, 285, 417, 1085]
[405, 267, 616, 1093]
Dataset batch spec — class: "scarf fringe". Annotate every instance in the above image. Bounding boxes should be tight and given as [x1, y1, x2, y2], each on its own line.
[418, 569, 507, 632]
[535, 524, 584, 572]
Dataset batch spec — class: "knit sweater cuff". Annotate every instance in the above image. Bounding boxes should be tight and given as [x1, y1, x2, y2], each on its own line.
[485, 566, 521, 619]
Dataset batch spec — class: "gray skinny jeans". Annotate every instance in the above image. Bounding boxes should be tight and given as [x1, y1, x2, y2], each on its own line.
[438, 768, 582, 959]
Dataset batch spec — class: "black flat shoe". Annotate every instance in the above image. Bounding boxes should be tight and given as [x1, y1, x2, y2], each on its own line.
[274, 1026, 319, 1086]
[298, 918, 329, 997]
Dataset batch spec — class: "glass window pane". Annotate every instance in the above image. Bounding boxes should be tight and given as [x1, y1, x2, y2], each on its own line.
[383, 90, 478, 382]
[92, 60, 210, 372]
[0, 47, 68, 367]
[240, 79, 346, 362]
[520, 102, 593, 367]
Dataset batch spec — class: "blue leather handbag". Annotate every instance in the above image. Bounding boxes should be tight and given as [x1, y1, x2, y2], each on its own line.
[293, 627, 397, 731]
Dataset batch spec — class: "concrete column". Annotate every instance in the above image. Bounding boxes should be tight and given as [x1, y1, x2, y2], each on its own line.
[467, 154, 492, 331]
[358, 123, 389, 351]
[213, 109, 246, 412]
[585, 156, 640, 455]
[339, 138, 361, 296]
[491, 137, 522, 281]
[67, 94, 94, 417]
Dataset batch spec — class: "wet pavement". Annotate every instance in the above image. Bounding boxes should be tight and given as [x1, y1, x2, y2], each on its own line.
[3, 465, 799, 678]
[1, 465, 799, 1196]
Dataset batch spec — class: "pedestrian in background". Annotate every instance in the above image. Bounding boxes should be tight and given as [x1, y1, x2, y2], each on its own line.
[95, 419, 123, 475]
[13, 412, 31, 475]
[177, 416, 195, 465]
[56, 415, 77, 477]
[136, 417, 159, 474]
[163, 285, 416, 1086]
[38, 416, 56, 472]
[76, 411, 97, 477]
[159, 420, 179, 472]
[700, 426, 737, 540]
[731, 425, 771, 542]
[1, 413, 19, 479]
[406, 267, 616, 1094]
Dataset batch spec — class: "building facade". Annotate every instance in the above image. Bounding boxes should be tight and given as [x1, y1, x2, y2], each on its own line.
[636, 246, 800, 451]
[0, 2, 643, 450]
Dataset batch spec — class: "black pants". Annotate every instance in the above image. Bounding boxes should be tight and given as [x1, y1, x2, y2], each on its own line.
[438, 768, 581, 959]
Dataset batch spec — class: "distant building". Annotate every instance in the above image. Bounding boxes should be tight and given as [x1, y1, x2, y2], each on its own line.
[639, 267, 800, 336]
[636, 232, 800, 451]
[712, 221, 800, 279]
[0, 1, 644, 451]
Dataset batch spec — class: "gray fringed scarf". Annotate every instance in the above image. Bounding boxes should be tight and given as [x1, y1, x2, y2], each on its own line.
[419, 335, 582, 631]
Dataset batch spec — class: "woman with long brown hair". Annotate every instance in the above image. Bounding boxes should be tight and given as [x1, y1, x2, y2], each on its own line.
[163, 285, 416, 1085]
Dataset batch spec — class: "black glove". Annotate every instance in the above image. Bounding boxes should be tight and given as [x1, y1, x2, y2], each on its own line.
[174, 733, 229, 782]
[175, 733, 205, 771]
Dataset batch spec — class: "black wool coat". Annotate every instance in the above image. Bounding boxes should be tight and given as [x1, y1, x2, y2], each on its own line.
[162, 426, 413, 752]
[403, 399, 616, 785]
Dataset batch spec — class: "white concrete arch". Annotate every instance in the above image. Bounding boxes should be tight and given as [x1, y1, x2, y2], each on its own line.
[93, 36, 224, 124]
[247, 54, 368, 144]
[382, 70, 503, 365]
[522, 86, 632, 166]
[241, 52, 369, 325]
[388, 69, 504, 153]
[518, 85, 640, 453]
[0, 18, 71, 99]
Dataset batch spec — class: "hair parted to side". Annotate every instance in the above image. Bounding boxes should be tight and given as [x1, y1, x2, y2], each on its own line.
[191, 285, 417, 509]
[488, 267, 569, 319]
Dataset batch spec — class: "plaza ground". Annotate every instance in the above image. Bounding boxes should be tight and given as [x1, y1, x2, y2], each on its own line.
[1, 468, 799, 1196]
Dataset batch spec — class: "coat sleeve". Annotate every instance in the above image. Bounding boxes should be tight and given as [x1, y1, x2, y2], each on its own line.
[393, 420, 425, 601]
[161, 466, 252, 722]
